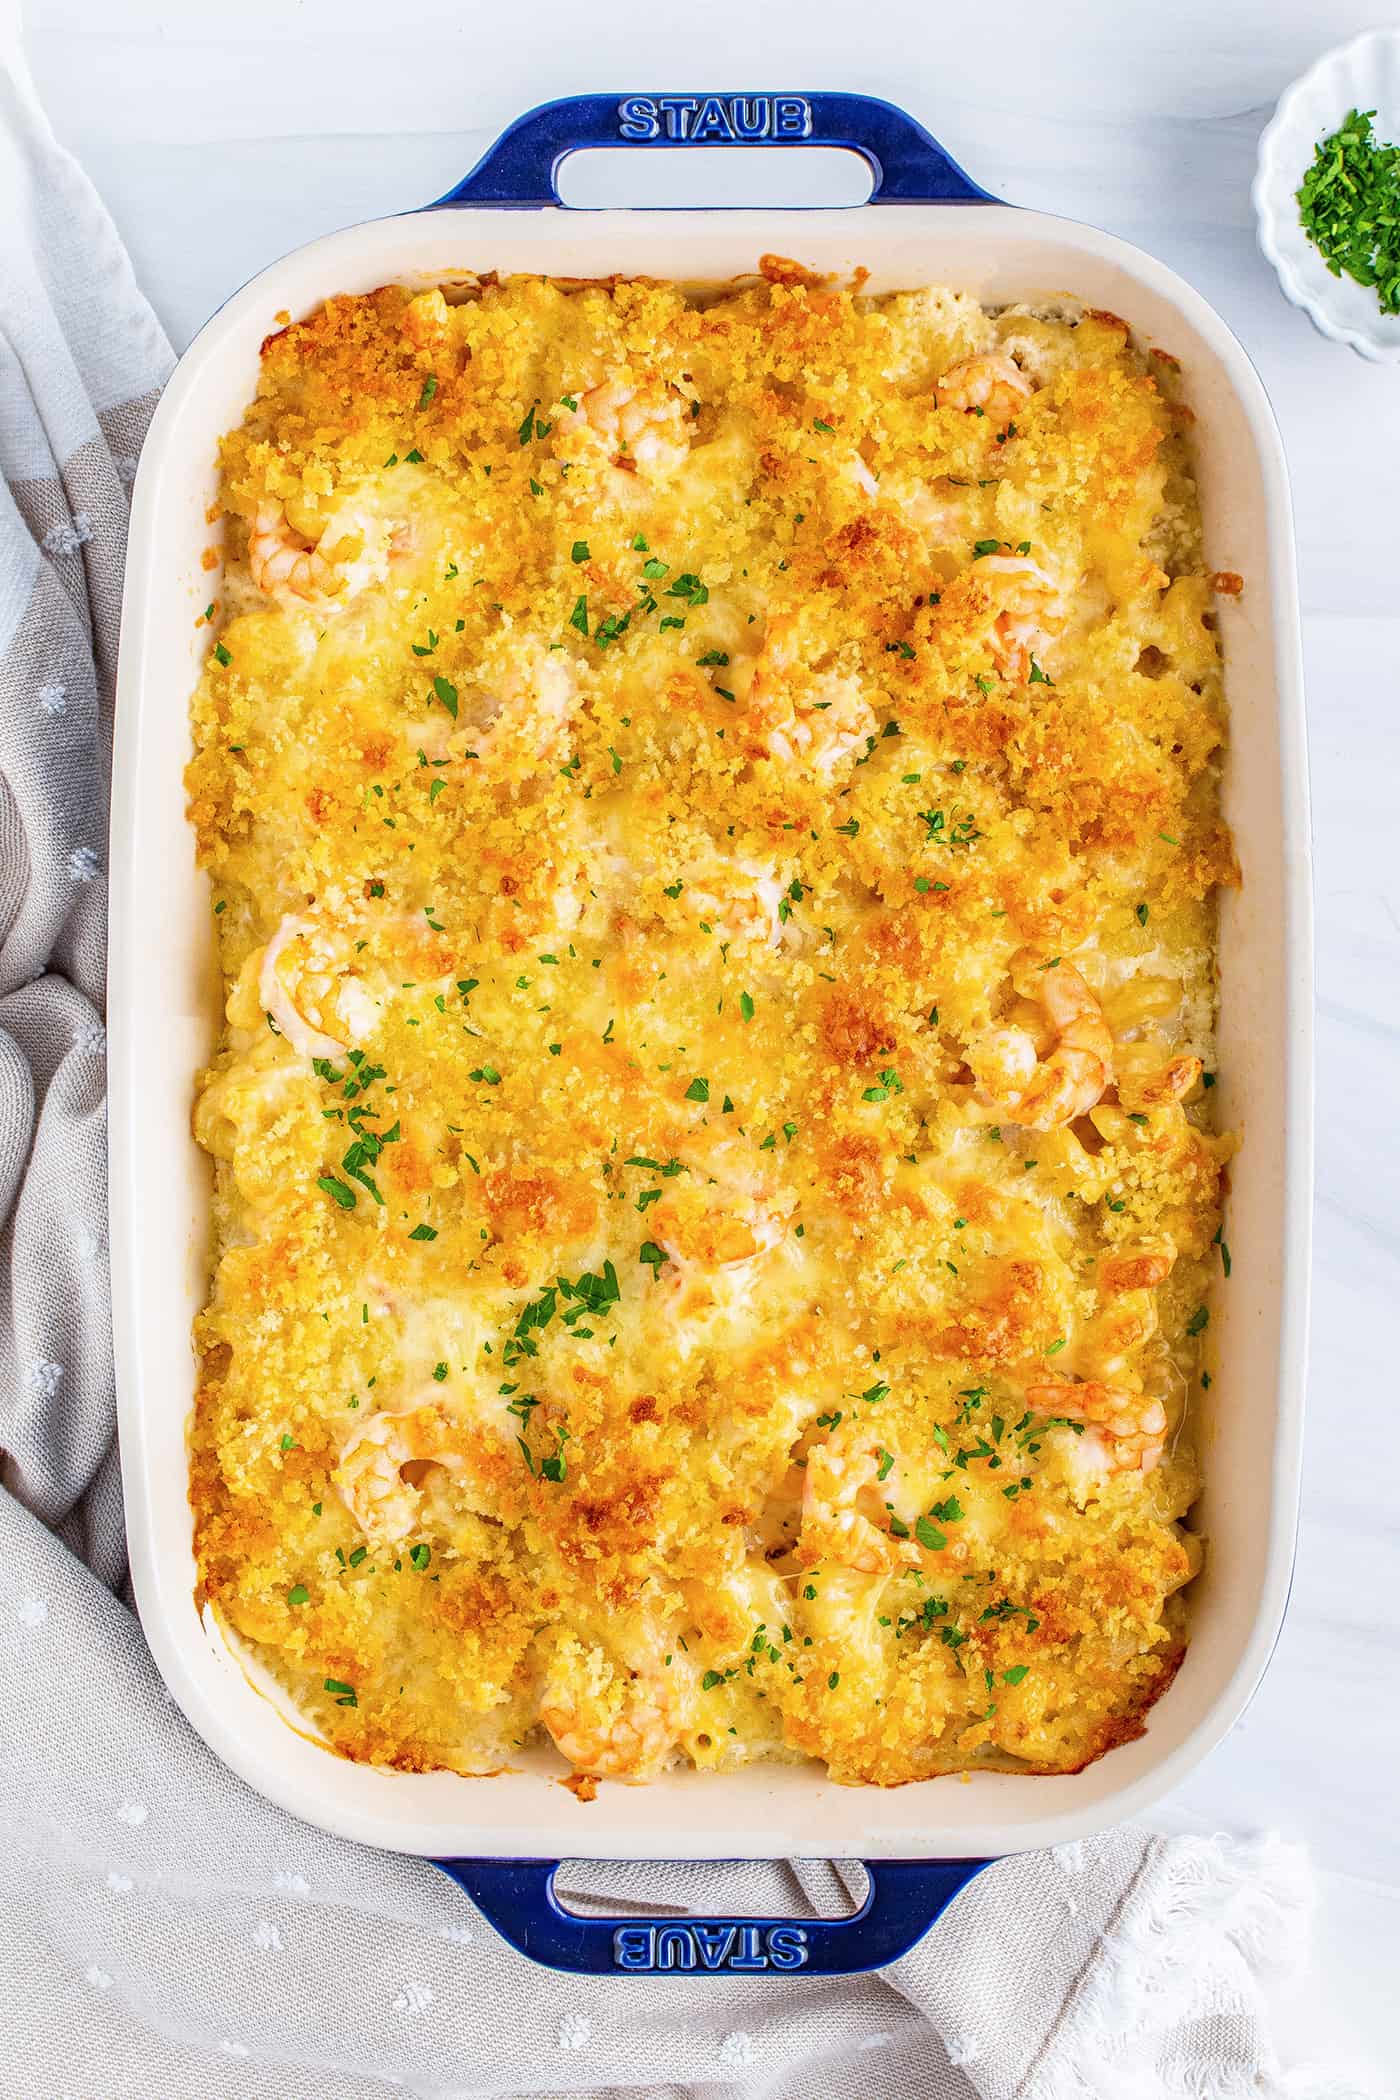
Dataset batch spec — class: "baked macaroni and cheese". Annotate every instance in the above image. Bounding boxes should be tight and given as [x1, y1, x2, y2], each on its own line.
[186, 266, 1236, 1786]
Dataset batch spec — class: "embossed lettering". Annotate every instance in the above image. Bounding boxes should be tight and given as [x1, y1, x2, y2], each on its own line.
[766, 1925, 809, 1969]
[691, 95, 735, 142]
[613, 1925, 656, 1970]
[655, 1926, 697, 1971]
[617, 97, 659, 141]
[727, 1923, 769, 1971]
[692, 1924, 738, 1969]
[657, 96, 700, 140]
[730, 97, 770, 140]
[773, 97, 812, 139]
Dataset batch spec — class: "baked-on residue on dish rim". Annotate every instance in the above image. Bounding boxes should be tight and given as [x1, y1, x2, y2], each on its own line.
[185, 267, 1236, 1791]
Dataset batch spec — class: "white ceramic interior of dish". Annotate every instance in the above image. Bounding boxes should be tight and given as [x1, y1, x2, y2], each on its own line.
[1255, 27, 1400, 364]
[110, 202, 1312, 1862]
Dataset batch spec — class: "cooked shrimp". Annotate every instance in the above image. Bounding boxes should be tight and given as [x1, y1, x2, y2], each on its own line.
[540, 1665, 680, 1781]
[1099, 1245, 1175, 1294]
[1024, 1379, 1168, 1475]
[334, 1402, 468, 1545]
[976, 553, 1064, 684]
[800, 1427, 911, 1576]
[936, 353, 1034, 421]
[248, 499, 335, 600]
[557, 378, 690, 483]
[468, 647, 577, 769]
[652, 1128, 797, 1276]
[740, 615, 876, 774]
[259, 915, 377, 1059]
[971, 962, 1113, 1129]
[1126, 1053, 1204, 1108]
[680, 855, 789, 949]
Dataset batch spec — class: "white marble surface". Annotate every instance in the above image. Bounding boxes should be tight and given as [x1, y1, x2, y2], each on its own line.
[20, 0, 1400, 2082]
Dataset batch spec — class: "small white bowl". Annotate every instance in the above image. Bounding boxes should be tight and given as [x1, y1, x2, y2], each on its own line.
[1255, 28, 1400, 364]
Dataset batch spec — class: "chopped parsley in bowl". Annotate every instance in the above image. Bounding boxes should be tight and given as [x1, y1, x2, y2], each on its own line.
[1296, 107, 1400, 318]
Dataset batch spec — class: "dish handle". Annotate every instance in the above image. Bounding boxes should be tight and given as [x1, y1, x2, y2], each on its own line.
[434, 92, 993, 209]
[434, 1856, 990, 1974]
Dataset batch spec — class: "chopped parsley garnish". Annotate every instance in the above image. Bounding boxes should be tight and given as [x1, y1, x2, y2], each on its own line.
[212, 641, 232, 667]
[571, 540, 590, 564]
[409, 1543, 431, 1570]
[324, 1678, 357, 1706]
[288, 1584, 309, 1606]
[409, 1222, 438, 1241]
[862, 1068, 903, 1103]
[417, 375, 437, 408]
[517, 399, 553, 445]
[666, 572, 709, 607]
[1297, 108, 1400, 316]
[431, 674, 458, 718]
[684, 1076, 710, 1102]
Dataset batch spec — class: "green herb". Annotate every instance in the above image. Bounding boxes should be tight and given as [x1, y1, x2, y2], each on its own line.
[324, 1677, 357, 1706]
[1135, 902, 1150, 926]
[409, 1223, 438, 1241]
[517, 400, 552, 444]
[279, 1433, 296, 1451]
[212, 642, 232, 667]
[1002, 1664, 1030, 1686]
[639, 1240, 668, 1276]
[571, 540, 590, 564]
[288, 1584, 309, 1606]
[318, 1175, 357, 1209]
[1297, 108, 1400, 316]
[685, 1076, 710, 1103]
[431, 674, 458, 718]
[666, 572, 709, 606]
[568, 595, 589, 636]
[418, 375, 438, 408]
[739, 992, 754, 1022]
[1186, 1304, 1209, 1337]
[410, 1543, 431, 1571]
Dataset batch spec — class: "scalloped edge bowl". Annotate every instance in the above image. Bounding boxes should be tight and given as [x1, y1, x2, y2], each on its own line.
[1255, 28, 1400, 363]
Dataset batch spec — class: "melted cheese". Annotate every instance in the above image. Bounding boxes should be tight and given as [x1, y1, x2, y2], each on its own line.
[186, 271, 1235, 1784]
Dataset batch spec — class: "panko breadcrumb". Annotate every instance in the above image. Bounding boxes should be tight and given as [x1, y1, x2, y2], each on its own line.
[186, 269, 1235, 1787]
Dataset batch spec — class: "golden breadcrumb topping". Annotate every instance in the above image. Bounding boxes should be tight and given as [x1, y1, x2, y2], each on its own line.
[186, 269, 1236, 1786]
